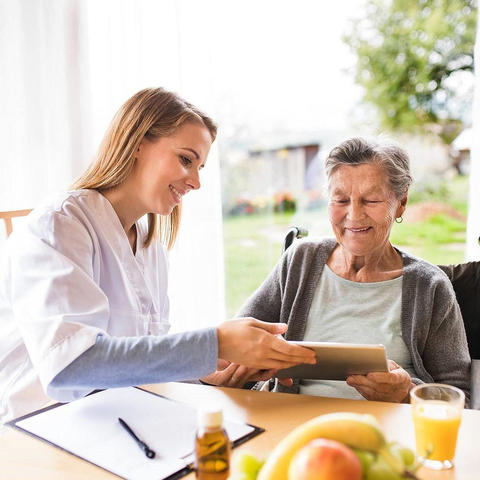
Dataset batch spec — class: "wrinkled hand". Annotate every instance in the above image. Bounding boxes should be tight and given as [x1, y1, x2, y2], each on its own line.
[277, 377, 294, 387]
[201, 359, 277, 388]
[217, 318, 316, 370]
[346, 359, 415, 403]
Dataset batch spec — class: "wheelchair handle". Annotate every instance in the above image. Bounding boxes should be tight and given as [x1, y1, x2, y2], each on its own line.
[282, 226, 309, 253]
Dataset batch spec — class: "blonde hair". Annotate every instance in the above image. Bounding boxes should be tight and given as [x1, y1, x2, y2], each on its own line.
[72, 88, 217, 249]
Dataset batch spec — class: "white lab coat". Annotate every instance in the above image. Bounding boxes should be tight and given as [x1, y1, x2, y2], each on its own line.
[0, 189, 170, 423]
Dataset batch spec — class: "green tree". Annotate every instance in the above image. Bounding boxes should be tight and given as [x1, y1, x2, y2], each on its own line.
[345, 0, 477, 144]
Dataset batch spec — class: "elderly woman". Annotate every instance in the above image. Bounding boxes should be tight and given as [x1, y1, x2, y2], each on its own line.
[238, 137, 471, 403]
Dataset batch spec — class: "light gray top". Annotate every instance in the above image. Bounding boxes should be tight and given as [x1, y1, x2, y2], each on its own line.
[300, 264, 413, 399]
[238, 238, 471, 403]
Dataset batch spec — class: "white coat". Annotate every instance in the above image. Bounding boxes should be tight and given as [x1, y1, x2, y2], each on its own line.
[0, 189, 170, 423]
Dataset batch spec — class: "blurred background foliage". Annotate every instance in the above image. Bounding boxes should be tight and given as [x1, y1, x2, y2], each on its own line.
[345, 0, 477, 146]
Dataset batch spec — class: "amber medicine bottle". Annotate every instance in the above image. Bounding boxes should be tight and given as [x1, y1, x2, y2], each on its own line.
[194, 408, 231, 480]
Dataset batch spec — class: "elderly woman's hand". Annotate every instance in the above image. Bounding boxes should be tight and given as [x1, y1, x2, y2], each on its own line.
[346, 360, 415, 403]
[201, 359, 278, 388]
[201, 359, 295, 389]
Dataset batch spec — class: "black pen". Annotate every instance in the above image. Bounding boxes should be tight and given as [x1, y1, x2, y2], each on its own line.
[118, 417, 156, 459]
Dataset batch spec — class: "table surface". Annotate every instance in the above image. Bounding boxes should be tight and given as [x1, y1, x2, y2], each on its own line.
[1, 382, 478, 480]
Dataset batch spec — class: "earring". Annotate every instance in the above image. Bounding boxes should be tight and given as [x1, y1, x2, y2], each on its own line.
[395, 216, 403, 223]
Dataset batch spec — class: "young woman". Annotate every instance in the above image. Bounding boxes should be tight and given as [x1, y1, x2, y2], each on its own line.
[0, 88, 315, 423]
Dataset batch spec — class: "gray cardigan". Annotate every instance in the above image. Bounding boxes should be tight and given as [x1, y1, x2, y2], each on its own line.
[238, 238, 471, 401]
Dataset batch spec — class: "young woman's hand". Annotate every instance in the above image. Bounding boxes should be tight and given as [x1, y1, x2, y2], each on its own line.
[346, 359, 415, 403]
[216, 318, 316, 370]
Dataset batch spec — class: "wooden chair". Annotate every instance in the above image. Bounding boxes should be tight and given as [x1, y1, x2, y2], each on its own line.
[0, 209, 32, 237]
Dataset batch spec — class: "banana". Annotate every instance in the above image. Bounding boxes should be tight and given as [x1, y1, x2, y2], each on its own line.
[257, 412, 386, 480]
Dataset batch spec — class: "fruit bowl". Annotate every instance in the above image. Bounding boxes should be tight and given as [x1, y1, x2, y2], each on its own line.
[229, 412, 420, 480]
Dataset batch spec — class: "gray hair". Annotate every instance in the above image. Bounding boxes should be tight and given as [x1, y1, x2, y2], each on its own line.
[325, 137, 413, 198]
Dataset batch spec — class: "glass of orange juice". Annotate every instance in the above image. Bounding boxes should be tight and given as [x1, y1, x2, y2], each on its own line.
[410, 383, 464, 470]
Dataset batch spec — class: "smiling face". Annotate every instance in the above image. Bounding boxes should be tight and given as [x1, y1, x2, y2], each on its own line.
[328, 163, 407, 258]
[130, 121, 212, 216]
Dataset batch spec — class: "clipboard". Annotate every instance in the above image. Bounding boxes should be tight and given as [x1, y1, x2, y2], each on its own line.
[7, 386, 264, 480]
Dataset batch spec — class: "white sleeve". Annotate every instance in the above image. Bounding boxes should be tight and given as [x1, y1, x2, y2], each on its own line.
[6, 212, 108, 392]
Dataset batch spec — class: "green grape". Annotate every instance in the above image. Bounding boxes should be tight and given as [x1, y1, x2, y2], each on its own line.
[366, 456, 403, 480]
[353, 448, 376, 474]
[386, 441, 417, 469]
[391, 444, 416, 467]
[232, 451, 265, 479]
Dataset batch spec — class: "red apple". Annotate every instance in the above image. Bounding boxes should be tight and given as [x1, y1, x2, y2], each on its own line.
[288, 438, 362, 480]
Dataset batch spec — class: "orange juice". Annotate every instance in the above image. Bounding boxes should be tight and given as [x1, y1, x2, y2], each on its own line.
[412, 400, 461, 461]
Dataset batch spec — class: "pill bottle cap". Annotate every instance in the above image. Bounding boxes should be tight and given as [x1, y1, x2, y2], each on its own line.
[198, 408, 223, 428]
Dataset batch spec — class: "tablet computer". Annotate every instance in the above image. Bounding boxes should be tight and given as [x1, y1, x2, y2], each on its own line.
[276, 341, 388, 380]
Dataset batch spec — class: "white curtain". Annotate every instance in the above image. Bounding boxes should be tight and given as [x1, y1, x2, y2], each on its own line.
[466, 13, 480, 260]
[0, 0, 91, 209]
[0, 0, 225, 329]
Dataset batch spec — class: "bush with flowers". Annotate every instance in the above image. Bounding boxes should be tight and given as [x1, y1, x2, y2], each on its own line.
[273, 192, 296, 213]
[228, 192, 296, 216]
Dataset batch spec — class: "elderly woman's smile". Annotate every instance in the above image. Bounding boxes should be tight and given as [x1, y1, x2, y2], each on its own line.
[346, 227, 371, 233]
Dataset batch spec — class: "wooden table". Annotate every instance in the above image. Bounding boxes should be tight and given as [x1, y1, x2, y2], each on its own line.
[1, 382, 478, 480]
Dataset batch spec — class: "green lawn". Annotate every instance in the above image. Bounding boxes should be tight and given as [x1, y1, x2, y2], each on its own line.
[223, 176, 469, 317]
[390, 214, 466, 265]
[223, 212, 297, 317]
[390, 175, 468, 264]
